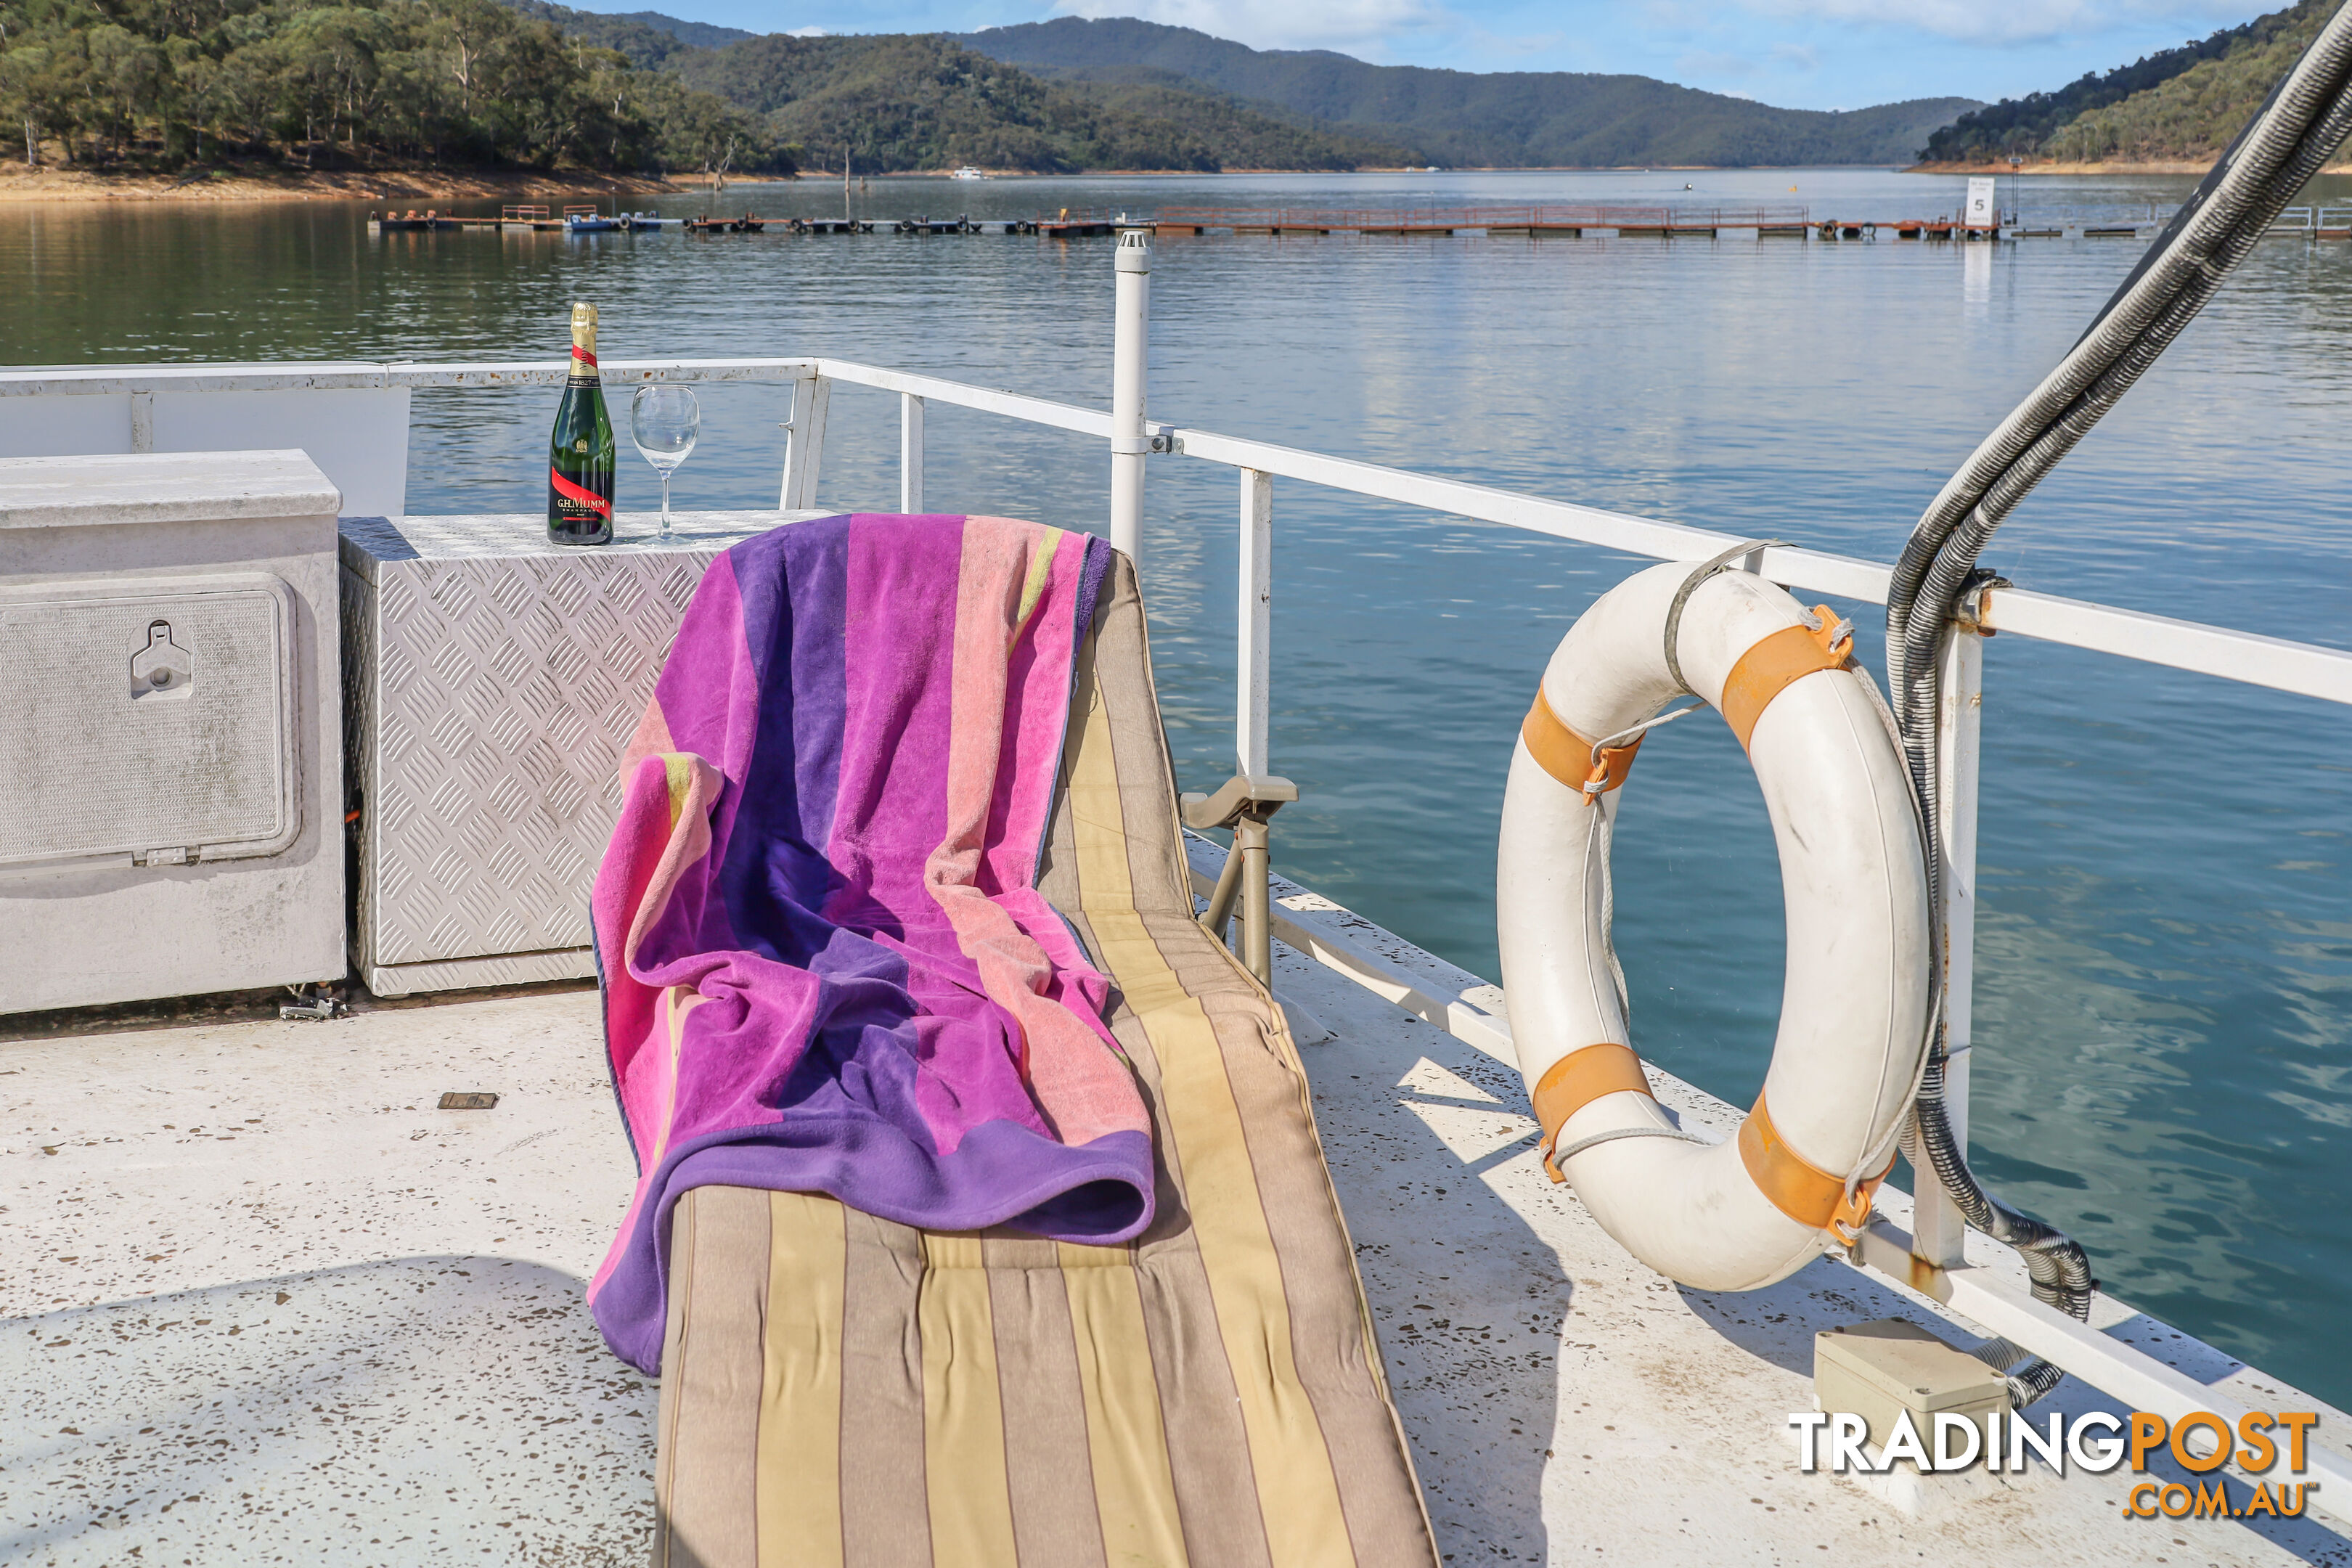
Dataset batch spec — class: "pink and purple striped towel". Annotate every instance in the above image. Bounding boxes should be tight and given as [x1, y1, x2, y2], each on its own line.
[587, 513, 1153, 1373]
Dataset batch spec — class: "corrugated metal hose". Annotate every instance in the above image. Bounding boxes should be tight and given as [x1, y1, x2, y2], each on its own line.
[1882, 0, 2352, 1410]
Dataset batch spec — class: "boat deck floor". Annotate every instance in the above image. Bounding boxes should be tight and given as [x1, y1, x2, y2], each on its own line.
[6, 928, 2349, 1564]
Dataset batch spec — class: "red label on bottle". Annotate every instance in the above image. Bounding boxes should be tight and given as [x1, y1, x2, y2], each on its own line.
[571, 346, 599, 368]
[550, 467, 612, 518]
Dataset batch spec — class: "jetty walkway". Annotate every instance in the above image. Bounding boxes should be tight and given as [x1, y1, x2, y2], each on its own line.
[367, 202, 2352, 243]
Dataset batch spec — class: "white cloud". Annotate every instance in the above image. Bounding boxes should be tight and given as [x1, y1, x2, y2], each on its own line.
[1728, 0, 2230, 46]
[786, 24, 828, 36]
[1048, 0, 1450, 55]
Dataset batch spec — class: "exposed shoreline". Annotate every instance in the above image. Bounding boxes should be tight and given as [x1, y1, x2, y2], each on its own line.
[0, 164, 1415, 203]
[9, 158, 2349, 206]
[0, 165, 690, 205]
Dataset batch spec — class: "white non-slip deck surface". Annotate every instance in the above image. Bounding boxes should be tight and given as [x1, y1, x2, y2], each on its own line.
[1, 992, 654, 1565]
[4, 960, 2346, 1565]
[1270, 944, 2351, 1567]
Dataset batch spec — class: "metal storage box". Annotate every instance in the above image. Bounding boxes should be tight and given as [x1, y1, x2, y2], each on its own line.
[0, 450, 345, 1014]
[340, 512, 814, 997]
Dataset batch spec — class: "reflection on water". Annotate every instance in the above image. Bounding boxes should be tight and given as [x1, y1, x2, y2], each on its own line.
[3, 168, 2347, 1400]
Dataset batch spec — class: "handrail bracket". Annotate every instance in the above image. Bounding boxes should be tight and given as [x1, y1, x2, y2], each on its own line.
[1181, 775, 1299, 987]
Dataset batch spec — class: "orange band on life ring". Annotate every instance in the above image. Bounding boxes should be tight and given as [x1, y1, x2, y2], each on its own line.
[1533, 1042, 1655, 1183]
[1736, 1091, 1892, 1242]
[1719, 608, 1855, 750]
[1522, 689, 1643, 804]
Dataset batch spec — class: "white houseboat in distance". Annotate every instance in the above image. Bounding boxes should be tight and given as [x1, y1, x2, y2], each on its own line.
[952, 164, 987, 180]
[6, 15, 2352, 1564]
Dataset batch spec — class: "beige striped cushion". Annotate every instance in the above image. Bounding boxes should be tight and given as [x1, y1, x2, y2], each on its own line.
[652, 555, 1439, 1568]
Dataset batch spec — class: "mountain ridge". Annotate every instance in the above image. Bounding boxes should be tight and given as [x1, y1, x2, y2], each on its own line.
[610, 9, 755, 50]
[502, 0, 751, 68]
[493, 5, 1982, 172]
[955, 17, 1978, 167]
[664, 30, 1409, 172]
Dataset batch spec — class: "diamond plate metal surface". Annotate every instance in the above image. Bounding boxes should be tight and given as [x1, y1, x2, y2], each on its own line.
[341, 512, 828, 980]
[363, 946, 597, 998]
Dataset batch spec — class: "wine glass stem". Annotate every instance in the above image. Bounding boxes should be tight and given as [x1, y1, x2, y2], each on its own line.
[659, 470, 673, 541]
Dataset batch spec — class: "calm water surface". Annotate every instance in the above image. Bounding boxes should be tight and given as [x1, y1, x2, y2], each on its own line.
[6, 167, 2348, 1403]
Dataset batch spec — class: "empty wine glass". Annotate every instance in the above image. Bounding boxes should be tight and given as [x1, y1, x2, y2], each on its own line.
[630, 383, 700, 542]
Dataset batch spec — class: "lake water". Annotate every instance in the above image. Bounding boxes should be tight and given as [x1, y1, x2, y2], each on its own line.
[5, 166, 2348, 1405]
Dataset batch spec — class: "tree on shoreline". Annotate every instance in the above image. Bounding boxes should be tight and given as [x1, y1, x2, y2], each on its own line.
[0, 0, 796, 174]
[0, 25, 59, 163]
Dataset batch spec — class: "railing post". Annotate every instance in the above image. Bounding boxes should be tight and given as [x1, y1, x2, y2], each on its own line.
[1109, 225, 1152, 562]
[1914, 618, 1985, 1268]
[1238, 468, 1272, 777]
[779, 369, 830, 510]
[899, 391, 925, 513]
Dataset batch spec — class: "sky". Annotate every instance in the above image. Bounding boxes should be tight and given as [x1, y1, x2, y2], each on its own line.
[573, 0, 2279, 113]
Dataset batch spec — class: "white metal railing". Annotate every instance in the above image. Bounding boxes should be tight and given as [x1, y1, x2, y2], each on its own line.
[2273, 204, 2352, 232]
[7, 236, 2352, 1503]
[12, 356, 2337, 699]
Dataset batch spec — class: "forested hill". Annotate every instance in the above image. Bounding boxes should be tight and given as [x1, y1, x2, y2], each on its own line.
[0, 0, 1978, 180]
[0, 0, 791, 176]
[663, 31, 1413, 171]
[504, 0, 751, 68]
[604, 9, 748, 51]
[1920, 0, 2334, 164]
[956, 17, 1979, 168]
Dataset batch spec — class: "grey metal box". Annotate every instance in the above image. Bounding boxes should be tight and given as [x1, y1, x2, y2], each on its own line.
[1815, 1318, 2007, 1465]
[338, 512, 818, 997]
[0, 450, 345, 1014]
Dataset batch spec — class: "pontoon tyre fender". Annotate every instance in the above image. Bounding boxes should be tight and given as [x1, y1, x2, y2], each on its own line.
[1495, 561, 1930, 1293]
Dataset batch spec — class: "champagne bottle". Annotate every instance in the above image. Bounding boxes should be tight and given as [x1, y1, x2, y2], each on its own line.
[547, 301, 616, 546]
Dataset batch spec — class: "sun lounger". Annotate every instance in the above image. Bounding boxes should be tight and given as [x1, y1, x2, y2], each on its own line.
[645, 544, 1438, 1567]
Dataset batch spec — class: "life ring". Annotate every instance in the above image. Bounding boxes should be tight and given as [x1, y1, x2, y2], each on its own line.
[1495, 558, 1930, 1292]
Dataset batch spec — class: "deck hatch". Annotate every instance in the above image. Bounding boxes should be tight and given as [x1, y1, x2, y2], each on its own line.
[0, 573, 301, 871]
